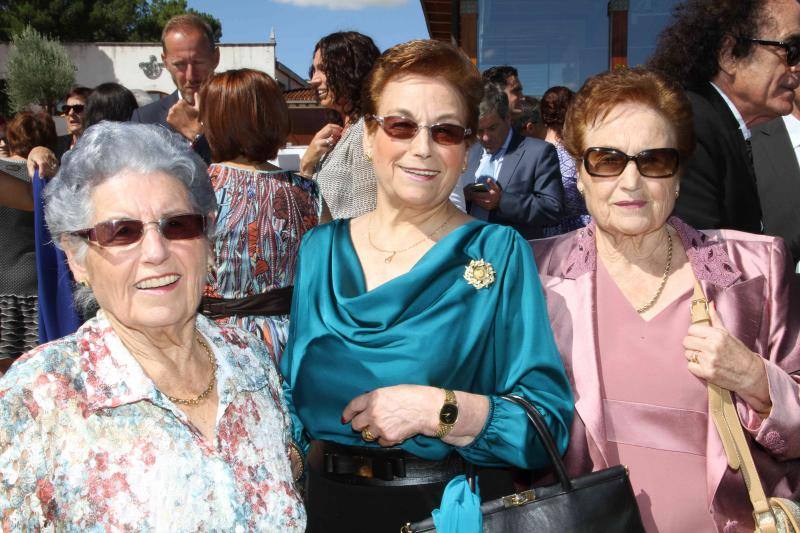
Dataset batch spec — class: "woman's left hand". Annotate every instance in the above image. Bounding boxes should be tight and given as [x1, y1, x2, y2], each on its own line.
[342, 385, 440, 447]
[683, 302, 771, 414]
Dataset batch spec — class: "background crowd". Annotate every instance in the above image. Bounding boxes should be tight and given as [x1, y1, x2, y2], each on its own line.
[0, 1, 799, 532]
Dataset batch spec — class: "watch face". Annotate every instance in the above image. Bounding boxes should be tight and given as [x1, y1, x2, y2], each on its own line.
[440, 403, 459, 425]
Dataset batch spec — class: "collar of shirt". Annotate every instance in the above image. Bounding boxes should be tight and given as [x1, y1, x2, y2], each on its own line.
[710, 82, 751, 140]
[486, 128, 514, 162]
[782, 112, 800, 150]
[80, 311, 269, 415]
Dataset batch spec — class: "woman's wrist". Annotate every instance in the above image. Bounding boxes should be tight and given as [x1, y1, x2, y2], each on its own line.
[737, 355, 772, 415]
[439, 391, 490, 447]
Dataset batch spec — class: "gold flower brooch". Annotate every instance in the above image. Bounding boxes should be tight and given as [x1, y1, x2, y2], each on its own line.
[464, 259, 496, 289]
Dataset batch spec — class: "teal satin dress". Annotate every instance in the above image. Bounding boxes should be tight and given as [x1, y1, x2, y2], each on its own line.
[281, 218, 573, 469]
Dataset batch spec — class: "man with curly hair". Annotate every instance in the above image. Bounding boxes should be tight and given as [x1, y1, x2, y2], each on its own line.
[648, 0, 800, 233]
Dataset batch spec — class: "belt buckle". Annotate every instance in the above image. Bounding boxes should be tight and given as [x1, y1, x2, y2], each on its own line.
[353, 456, 374, 478]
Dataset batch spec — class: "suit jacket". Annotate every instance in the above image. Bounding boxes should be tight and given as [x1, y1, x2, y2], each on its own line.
[458, 132, 563, 239]
[675, 83, 762, 234]
[130, 91, 211, 163]
[531, 218, 800, 531]
[752, 117, 800, 265]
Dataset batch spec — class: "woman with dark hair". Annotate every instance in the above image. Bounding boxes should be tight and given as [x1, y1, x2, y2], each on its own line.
[84, 83, 139, 128]
[199, 69, 319, 362]
[0, 111, 57, 368]
[298, 31, 381, 219]
[55, 86, 91, 159]
[540, 85, 588, 236]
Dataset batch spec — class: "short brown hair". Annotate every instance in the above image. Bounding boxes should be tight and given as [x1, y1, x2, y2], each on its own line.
[562, 67, 695, 163]
[363, 40, 483, 141]
[65, 86, 92, 102]
[161, 14, 215, 52]
[6, 111, 57, 158]
[199, 69, 290, 163]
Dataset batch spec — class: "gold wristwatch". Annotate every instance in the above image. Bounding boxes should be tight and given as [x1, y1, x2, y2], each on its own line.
[435, 389, 459, 438]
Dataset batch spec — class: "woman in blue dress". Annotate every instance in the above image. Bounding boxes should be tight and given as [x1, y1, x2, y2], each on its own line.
[281, 39, 573, 532]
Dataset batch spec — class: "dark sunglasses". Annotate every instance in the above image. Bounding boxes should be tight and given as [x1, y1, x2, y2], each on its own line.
[739, 36, 800, 66]
[71, 213, 207, 247]
[367, 115, 472, 146]
[60, 104, 85, 115]
[582, 147, 680, 178]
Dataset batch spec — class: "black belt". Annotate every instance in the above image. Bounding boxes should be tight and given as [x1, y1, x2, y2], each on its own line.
[201, 286, 293, 319]
[308, 440, 465, 487]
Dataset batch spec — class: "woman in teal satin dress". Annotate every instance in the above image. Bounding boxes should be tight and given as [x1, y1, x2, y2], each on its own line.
[281, 39, 573, 532]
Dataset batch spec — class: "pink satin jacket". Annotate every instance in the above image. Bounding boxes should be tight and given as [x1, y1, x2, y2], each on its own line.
[531, 217, 800, 532]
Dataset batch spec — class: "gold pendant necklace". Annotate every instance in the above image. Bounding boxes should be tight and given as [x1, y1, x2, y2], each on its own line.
[166, 333, 217, 406]
[367, 211, 456, 263]
[635, 231, 673, 314]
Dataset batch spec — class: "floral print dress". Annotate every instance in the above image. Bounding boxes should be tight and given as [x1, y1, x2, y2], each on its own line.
[0, 311, 305, 531]
[204, 164, 319, 363]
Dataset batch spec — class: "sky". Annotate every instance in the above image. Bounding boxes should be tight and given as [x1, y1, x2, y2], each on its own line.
[187, 0, 430, 79]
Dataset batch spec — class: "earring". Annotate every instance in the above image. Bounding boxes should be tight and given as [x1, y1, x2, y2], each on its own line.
[577, 186, 585, 197]
[80, 279, 91, 289]
[365, 151, 373, 163]
[675, 188, 680, 199]
[461, 162, 468, 173]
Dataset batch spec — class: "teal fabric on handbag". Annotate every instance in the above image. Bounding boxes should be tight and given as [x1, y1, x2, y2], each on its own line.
[432, 475, 482, 533]
[280, 218, 573, 468]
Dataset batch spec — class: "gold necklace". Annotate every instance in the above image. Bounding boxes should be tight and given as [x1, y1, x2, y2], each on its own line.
[367, 211, 456, 263]
[635, 231, 673, 314]
[167, 333, 217, 406]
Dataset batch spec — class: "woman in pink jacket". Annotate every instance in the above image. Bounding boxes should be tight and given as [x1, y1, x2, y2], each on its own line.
[531, 67, 800, 532]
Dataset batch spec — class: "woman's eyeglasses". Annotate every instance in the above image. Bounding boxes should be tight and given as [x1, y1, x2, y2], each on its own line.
[581, 147, 680, 178]
[71, 213, 207, 247]
[367, 115, 472, 146]
[60, 104, 85, 115]
[739, 37, 800, 66]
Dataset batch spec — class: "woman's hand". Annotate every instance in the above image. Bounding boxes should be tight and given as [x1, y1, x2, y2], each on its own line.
[342, 386, 490, 448]
[299, 123, 343, 176]
[683, 302, 772, 415]
[27, 146, 58, 178]
[342, 385, 440, 447]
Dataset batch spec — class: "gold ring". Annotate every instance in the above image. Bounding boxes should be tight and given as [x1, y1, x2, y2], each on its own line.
[362, 428, 377, 442]
[689, 350, 700, 364]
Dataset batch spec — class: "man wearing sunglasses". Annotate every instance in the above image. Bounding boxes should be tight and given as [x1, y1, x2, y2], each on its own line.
[648, 0, 800, 235]
[454, 84, 563, 239]
[130, 14, 217, 163]
[55, 87, 91, 160]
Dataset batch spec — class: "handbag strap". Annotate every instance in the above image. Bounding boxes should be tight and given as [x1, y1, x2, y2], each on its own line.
[499, 394, 573, 492]
[691, 280, 778, 532]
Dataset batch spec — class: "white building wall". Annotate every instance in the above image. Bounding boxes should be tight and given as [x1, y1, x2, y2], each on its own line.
[0, 42, 276, 94]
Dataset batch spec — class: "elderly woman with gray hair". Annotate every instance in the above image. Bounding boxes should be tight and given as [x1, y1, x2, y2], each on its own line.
[0, 122, 305, 531]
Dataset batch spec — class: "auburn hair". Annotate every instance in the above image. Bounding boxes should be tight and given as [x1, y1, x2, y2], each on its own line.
[6, 111, 57, 158]
[562, 67, 695, 162]
[200, 69, 290, 163]
[363, 39, 483, 141]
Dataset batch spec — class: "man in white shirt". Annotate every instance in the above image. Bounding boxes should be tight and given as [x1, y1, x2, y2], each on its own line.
[752, 89, 800, 268]
[451, 84, 563, 239]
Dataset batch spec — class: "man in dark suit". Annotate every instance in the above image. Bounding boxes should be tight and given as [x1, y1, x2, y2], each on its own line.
[455, 84, 563, 239]
[131, 13, 218, 162]
[648, 0, 800, 233]
[752, 92, 800, 266]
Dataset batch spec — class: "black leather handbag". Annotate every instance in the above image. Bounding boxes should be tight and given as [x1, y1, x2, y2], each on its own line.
[402, 395, 645, 533]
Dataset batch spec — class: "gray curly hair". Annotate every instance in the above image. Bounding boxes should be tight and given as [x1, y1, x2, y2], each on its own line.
[44, 121, 217, 314]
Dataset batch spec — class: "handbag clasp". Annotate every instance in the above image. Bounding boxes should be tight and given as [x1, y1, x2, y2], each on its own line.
[502, 490, 536, 508]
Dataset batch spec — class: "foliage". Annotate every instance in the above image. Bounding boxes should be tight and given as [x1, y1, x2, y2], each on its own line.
[0, 0, 222, 43]
[6, 25, 75, 112]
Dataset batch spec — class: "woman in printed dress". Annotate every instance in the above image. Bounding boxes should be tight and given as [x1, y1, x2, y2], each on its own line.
[0, 122, 305, 531]
[199, 69, 319, 361]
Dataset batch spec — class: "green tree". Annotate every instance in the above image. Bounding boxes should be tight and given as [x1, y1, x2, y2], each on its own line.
[6, 25, 75, 112]
[0, 0, 221, 42]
